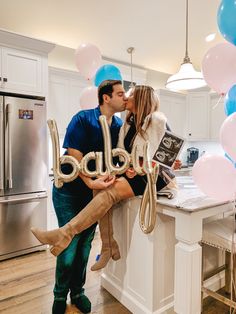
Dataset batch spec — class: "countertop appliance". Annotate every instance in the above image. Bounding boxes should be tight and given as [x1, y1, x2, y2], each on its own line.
[0, 93, 47, 260]
[187, 147, 199, 166]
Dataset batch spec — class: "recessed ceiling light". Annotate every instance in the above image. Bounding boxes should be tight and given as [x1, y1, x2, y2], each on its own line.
[205, 33, 216, 42]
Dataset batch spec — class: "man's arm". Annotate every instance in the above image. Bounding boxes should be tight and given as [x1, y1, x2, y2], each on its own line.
[68, 148, 115, 190]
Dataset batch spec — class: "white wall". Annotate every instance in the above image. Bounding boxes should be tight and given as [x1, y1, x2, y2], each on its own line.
[48, 45, 77, 72]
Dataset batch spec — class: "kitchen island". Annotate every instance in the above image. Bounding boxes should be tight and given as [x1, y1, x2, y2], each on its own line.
[101, 176, 232, 314]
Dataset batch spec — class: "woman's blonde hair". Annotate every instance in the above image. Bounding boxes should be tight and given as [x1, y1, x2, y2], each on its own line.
[126, 85, 159, 138]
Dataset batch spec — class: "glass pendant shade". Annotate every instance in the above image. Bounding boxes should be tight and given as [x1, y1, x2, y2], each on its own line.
[166, 0, 207, 91]
[166, 62, 206, 91]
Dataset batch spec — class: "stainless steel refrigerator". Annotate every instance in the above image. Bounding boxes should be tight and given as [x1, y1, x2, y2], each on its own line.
[0, 93, 48, 260]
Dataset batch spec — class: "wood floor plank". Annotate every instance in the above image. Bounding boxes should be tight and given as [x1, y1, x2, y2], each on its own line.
[0, 233, 231, 313]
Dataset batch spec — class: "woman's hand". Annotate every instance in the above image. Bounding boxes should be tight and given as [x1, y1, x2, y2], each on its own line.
[91, 175, 116, 190]
[173, 159, 182, 170]
[125, 167, 137, 179]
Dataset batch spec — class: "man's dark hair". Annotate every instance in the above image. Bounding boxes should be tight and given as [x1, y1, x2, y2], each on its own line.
[98, 80, 122, 106]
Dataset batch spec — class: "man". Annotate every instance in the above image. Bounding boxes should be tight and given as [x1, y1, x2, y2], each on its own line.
[51, 80, 126, 314]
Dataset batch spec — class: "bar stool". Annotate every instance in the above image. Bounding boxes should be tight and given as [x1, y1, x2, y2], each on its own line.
[202, 215, 236, 309]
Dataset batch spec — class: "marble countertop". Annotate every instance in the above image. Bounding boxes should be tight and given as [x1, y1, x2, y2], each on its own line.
[157, 176, 229, 213]
[48, 172, 230, 213]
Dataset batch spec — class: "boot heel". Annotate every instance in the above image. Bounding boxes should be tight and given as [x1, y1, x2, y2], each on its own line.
[50, 245, 64, 256]
[112, 251, 121, 261]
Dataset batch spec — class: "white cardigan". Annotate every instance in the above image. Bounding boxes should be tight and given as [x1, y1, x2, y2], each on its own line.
[117, 111, 167, 159]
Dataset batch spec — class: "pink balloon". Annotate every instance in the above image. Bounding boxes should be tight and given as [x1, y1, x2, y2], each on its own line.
[80, 86, 98, 109]
[220, 112, 236, 161]
[192, 154, 236, 201]
[75, 43, 102, 80]
[202, 43, 236, 94]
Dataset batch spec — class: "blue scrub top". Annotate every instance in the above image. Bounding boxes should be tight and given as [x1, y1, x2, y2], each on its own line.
[63, 106, 122, 155]
[60, 106, 123, 194]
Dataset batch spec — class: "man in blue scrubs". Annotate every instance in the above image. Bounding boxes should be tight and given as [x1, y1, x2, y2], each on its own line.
[52, 80, 126, 314]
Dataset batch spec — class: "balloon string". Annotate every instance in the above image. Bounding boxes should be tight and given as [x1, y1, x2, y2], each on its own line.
[212, 93, 224, 110]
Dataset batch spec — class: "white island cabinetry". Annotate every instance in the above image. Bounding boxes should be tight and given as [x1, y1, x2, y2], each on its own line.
[102, 176, 232, 314]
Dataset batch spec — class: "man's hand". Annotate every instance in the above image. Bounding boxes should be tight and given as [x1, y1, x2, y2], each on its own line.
[125, 167, 137, 179]
[91, 175, 116, 190]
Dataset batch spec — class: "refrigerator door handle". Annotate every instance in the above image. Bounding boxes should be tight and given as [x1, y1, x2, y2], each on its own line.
[6, 103, 13, 189]
[0, 97, 4, 190]
[0, 193, 47, 204]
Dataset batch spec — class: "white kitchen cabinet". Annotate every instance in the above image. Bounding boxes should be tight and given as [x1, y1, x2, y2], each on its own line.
[48, 67, 88, 136]
[0, 46, 45, 96]
[158, 89, 187, 138]
[186, 92, 209, 141]
[0, 29, 55, 97]
[209, 93, 226, 141]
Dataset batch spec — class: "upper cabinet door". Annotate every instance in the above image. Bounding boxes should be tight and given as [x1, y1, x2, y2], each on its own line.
[1, 47, 43, 95]
[186, 92, 209, 141]
[158, 90, 187, 138]
[209, 94, 226, 141]
[48, 74, 70, 136]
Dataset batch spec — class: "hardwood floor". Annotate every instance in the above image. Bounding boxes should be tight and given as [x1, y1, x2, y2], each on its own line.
[0, 233, 232, 313]
[0, 235, 131, 314]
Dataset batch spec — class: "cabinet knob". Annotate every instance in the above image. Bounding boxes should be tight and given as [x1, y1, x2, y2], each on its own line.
[0, 77, 1, 81]
[189, 133, 192, 136]
[3, 77, 7, 82]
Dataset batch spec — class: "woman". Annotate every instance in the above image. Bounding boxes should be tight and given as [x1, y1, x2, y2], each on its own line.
[31, 85, 167, 269]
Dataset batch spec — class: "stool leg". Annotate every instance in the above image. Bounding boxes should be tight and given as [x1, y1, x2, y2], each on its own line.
[201, 244, 205, 313]
[233, 254, 236, 301]
[225, 251, 231, 295]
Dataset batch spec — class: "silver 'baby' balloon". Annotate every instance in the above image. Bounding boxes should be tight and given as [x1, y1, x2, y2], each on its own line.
[47, 116, 158, 234]
[47, 119, 80, 188]
[99, 115, 130, 175]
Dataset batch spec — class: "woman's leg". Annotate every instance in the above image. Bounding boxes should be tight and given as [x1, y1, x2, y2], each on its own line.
[31, 177, 134, 256]
[90, 208, 121, 271]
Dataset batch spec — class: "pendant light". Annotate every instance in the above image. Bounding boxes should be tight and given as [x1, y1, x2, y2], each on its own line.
[126, 47, 135, 96]
[166, 0, 206, 91]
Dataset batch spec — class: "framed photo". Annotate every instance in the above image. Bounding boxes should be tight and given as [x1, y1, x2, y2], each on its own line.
[19, 109, 33, 120]
[153, 131, 185, 168]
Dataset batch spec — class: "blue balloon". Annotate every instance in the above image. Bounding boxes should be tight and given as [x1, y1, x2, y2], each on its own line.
[224, 84, 236, 116]
[217, 0, 236, 46]
[94, 64, 122, 87]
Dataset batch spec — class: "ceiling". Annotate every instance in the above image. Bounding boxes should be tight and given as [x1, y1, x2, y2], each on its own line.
[0, 0, 223, 74]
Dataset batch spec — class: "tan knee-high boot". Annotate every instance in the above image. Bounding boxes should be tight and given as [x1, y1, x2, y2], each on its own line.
[90, 208, 121, 271]
[31, 186, 122, 256]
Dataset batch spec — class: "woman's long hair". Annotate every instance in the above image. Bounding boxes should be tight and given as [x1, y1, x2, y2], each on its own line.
[126, 85, 160, 138]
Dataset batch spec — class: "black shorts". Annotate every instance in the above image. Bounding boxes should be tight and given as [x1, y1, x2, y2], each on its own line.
[122, 173, 167, 196]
